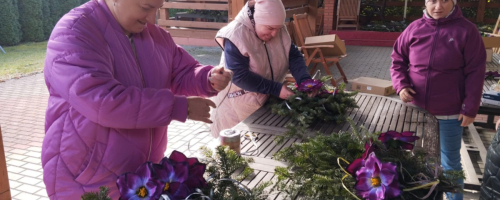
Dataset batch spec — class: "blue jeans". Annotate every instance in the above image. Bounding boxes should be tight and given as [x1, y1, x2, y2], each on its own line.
[439, 119, 464, 200]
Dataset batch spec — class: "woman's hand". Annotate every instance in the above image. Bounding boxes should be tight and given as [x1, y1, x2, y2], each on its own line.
[279, 85, 294, 99]
[399, 88, 416, 103]
[458, 114, 475, 127]
[496, 119, 500, 130]
[187, 97, 216, 123]
[209, 66, 232, 91]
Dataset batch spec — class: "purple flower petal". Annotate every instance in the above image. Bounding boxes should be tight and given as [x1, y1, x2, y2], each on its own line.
[186, 158, 199, 166]
[400, 131, 414, 137]
[346, 158, 363, 175]
[375, 186, 386, 200]
[355, 177, 372, 191]
[185, 176, 207, 189]
[153, 164, 171, 182]
[171, 161, 189, 183]
[117, 173, 140, 199]
[362, 142, 375, 159]
[362, 153, 380, 174]
[385, 180, 402, 198]
[145, 181, 158, 197]
[189, 163, 206, 177]
[378, 133, 392, 143]
[169, 151, 188, 163]
[395, 135, 419, 143]
[400, 143, 415, 150]
[169, 182, 191, 199]
[135, 162, 153, 182]
[159, 158, 175, 173]
[373, 161, 381, 177]
[380, 168, 396, 186]
[381, 162, 397, 174]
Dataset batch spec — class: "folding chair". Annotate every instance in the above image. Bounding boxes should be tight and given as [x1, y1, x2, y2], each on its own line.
[336, 0, 361, 30]
[293, 13, 348, 86]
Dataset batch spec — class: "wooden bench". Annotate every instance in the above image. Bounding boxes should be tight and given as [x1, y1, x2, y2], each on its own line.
[227, 93, 440, 199]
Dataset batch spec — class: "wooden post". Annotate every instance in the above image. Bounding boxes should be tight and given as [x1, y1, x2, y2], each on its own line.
[0, 126, 11, 200]
[477, 0, 486, 23]
[323, 0, 335, 34]
[228, 0, 233, 22]
[230, 0, 246, 22]
[159, 8, 169, 21]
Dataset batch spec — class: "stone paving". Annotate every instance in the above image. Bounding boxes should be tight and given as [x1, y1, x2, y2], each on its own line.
[0, 45, 494, 199]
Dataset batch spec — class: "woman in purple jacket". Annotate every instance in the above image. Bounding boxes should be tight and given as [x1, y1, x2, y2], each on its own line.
[42, 0, 231, 199]
[390, 0, 486, 199]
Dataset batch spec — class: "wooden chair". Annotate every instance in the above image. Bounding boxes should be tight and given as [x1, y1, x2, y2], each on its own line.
[0, 126, 11, 200]
[492, 14, 500, 53]
[293, 13, 348, 86]
[336, 0, 361, 30]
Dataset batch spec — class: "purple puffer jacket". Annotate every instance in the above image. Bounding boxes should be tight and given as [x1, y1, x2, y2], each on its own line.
[42, 0, 215, 199]
[391, 6, 486, 117]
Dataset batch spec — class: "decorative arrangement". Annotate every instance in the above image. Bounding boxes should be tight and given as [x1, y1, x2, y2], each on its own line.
[272, 124, 465, 200]
[269, 76, 358, 142]
[82, 76, 464, 200]
[81, 147, 271, 200]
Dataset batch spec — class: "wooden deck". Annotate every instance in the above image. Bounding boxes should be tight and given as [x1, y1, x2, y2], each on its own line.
[229, 93, 441, 199]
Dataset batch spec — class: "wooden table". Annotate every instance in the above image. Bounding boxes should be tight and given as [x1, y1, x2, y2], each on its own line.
[479, 79, 500, 129]
[230, 93, 440, 199]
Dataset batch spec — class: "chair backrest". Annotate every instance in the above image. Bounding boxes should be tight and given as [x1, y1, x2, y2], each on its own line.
[494, 14, 500, 35]
[292, 13, 314, 47]
[0, 126, 11, 200]
[337, 0, 361, 19]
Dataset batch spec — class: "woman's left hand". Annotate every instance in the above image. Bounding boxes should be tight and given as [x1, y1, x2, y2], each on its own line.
[458, 114, 475, 127]
[209, 66, 232, 91]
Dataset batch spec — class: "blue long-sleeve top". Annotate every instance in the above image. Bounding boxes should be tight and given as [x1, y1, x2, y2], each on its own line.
[223, 39, 311, 97]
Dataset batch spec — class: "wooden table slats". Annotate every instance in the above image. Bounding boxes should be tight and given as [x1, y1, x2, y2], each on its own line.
[228, 93, 440, 197]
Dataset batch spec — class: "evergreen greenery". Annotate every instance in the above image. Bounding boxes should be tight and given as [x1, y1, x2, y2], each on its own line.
[198, 146, 272, 200]
[0, 0, 22, 45]
[272, 122, 465, 200]
[269, 76, 359, 143]
[18, 0, 44, 42]
[81, 186, 111, 200]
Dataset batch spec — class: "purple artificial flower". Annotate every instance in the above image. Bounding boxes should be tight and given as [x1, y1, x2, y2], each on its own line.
[153, 151, 207, 200]
[378, 131, 420, 150]
[117, 162, 161, 200]
[355, 153, 401, 200]
[485, 71, 500, 79]
[297, 79, 323, 92]
[346, 142, 375, 175]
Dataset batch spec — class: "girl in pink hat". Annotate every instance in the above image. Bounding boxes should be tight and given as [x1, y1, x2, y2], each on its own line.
[210, 0, 315, 137]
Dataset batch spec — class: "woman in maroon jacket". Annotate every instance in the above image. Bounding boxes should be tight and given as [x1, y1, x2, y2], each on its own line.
[390, 0, 486, 199]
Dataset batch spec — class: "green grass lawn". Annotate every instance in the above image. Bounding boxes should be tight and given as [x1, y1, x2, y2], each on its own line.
[0, 41, 47, 81]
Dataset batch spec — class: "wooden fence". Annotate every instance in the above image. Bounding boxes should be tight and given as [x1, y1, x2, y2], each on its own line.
[158, 0, 318, 46]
